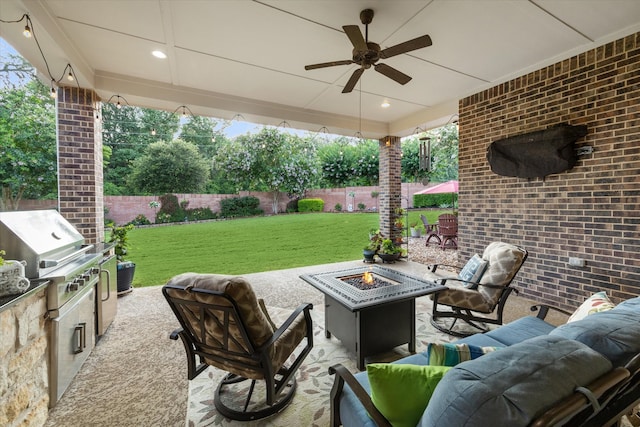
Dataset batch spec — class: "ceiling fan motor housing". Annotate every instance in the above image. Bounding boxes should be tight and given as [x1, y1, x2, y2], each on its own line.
[353, 42, 381, 68]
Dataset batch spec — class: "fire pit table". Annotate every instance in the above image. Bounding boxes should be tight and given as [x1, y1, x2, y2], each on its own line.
[300, 265, 446, 370]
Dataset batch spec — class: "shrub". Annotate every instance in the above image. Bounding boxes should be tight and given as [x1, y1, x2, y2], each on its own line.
[186, 207, 217, 221]
[298, 198, 324, 212]
[157, 193, 186, 223]
[334, 203, 342, 212]
[357, 202, 366, 211]
[220, 196, 263, 218]
[129, 214, 151, 226]
[286, 198, 299, 213]
[413, 193, 453, 208]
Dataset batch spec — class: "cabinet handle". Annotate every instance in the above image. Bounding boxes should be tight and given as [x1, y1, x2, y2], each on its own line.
[100, 269, 111, 302]
[73, 322, 87, 354]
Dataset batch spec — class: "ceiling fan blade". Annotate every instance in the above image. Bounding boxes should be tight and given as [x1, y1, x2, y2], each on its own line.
[342, 25, 367, 51]
[374, 63, 412, 85]
[305, 60, 354, 70]
[380, 35, 432, 59]
[342, 68, 365, 93]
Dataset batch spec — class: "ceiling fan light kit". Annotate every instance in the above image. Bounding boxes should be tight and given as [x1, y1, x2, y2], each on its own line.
[305, 9, 432, 93]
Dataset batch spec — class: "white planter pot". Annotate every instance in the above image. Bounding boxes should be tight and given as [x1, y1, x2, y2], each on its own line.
[0, 260, 30, 297]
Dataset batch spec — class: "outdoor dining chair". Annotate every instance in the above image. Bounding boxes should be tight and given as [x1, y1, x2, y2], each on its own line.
[421, 214, 441, 247]
[437, 213, 458, 250]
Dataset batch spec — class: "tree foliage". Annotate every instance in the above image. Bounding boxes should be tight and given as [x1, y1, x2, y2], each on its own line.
[214, 127, 318, 213]
[317, 137, 379, 187]
[129, 139, 210, 194]
[179, 115, 229, 158]
[0, 76, 56, 210]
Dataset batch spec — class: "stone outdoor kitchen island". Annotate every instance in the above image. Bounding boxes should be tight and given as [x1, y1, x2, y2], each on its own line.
[301, 265, 446, 370]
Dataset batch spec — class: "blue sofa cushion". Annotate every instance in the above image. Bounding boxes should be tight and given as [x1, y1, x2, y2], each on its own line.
[484, 315, 556, 346]
[550, 309, 640, 366]
[613, 296, 640, 314]
[418, 335, 612, 427]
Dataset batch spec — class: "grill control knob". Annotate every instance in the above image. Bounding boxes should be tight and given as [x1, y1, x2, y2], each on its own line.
[69, 282, 79, 292]
[76, 278, 86, 287]
[90, 267, 100, 275]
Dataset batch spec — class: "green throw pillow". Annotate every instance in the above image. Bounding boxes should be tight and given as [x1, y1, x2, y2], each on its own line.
[427, 342, 500, 366]
[367, 363, 451, 427]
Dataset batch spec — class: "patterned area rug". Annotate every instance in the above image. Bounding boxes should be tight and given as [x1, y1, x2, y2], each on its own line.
[186, 298, 458, 426]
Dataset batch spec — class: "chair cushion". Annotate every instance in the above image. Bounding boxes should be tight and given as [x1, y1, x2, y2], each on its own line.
[478, 242, 527, 306]
[419, 335, 612, 427]
[550, 309, 640, 366]
[426, 343, 499, 366]
[458, 254, 488, 288]
[165, 273, 276, 378]
[431, 284, 494, 312]
[567, 291, 616, 322]
[367, 363, 451, 427]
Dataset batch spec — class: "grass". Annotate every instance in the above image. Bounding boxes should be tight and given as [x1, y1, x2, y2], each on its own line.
[126, 210, 449, 287]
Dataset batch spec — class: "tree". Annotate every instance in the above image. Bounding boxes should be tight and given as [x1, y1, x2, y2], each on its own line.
[0, 76, 56, 210]
[128, 139, 210, 194]
[179, 115, 229, 158]
[317, 137, 379, 187]
[214, 128, 318, 213]
[102, 105, 181, 194]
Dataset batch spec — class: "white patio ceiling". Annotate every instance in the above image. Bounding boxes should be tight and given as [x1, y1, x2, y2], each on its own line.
[2, 0, 640, 138]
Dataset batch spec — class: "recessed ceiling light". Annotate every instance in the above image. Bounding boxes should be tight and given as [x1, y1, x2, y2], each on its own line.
[152, 50, 167, 59]
[381, 100, 390, 108]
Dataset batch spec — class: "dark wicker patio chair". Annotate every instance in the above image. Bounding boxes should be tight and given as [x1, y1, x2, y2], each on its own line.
[163, 273, 313, 421]
[428, 242, 528, 337]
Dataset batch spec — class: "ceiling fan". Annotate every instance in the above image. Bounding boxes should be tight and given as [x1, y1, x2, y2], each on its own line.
[305, 9, 432, 93]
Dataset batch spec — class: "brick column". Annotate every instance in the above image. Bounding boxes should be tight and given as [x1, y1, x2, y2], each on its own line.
[57, 87, 104, 244]
[378, 136, 402, 240]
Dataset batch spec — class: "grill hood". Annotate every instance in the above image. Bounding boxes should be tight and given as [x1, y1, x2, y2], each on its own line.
[0, 210, 85, 278]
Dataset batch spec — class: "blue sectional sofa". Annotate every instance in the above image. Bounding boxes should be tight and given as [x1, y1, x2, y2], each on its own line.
[329, 296, 640, 427]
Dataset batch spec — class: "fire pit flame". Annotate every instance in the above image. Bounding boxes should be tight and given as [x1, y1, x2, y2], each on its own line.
[363, 271, 374, 285]
[339, 272, 395, 290]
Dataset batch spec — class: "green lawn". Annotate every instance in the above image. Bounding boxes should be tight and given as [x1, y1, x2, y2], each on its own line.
[127, 210, 447, 287]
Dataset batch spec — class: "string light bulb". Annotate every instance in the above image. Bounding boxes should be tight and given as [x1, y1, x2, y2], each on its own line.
[151, 128, 156, 136]
[23, 23, 31, 38]
[106, 95, 130, 109]
[67, 71, 74, 81]
[50, 81, 57, 98]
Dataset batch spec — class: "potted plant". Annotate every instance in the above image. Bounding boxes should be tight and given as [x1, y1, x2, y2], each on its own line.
[378, 238, 404, 263]
[363, 232, 382, 263]
[108, 224, 135, 295]
[0, 249, 30, 297]
[410, 223, 423, 237]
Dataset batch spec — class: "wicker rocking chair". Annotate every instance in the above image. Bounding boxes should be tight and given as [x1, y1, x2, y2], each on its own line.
[163, 273, 313, 421]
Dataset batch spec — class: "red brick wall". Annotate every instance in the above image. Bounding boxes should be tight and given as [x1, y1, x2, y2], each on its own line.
[57, 87, 104, 243]
[458, 32, 640, 307]
[102, 183, 426, 225]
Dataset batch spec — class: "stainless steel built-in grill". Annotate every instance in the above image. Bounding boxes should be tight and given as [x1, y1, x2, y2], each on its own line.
[0, 209, 104, 407]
